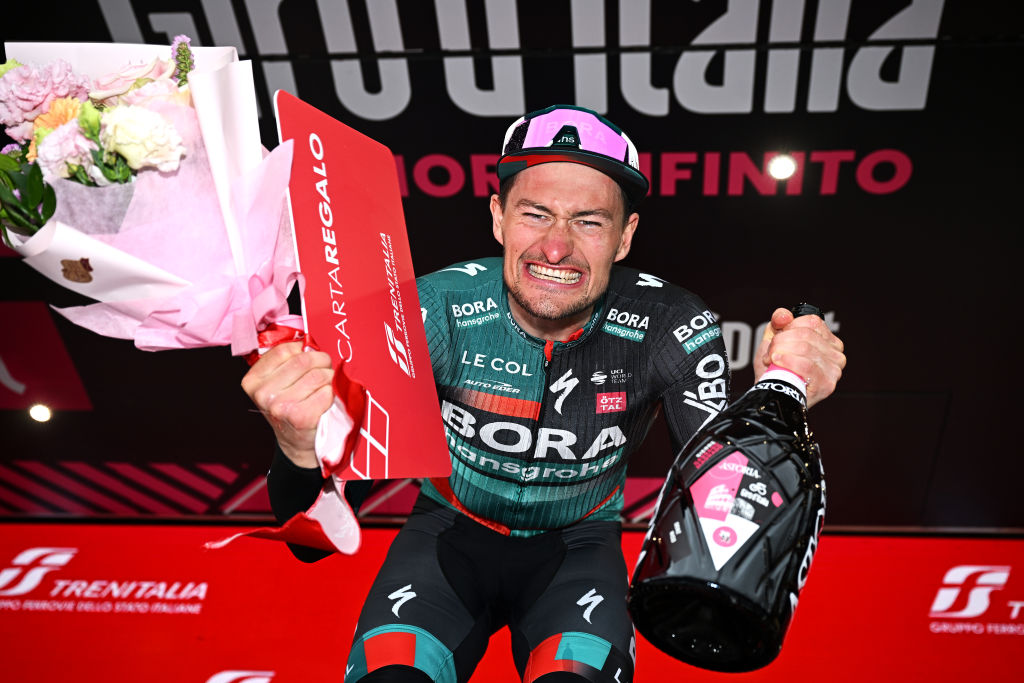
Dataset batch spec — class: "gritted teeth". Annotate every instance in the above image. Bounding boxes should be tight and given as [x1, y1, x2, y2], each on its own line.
[528, 264, 582, 284]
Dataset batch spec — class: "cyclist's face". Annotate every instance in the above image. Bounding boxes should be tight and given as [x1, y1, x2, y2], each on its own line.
[491, 162, 638, 339]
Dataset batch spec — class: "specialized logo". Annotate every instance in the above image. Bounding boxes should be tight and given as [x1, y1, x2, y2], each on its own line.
[206, 671, 275, 683]
[930, 566, 1011, 619]
[636, 273, 664, 288]
[549, 369, 578, 415]
[0, 547, 77, 596]
[389, 584, 417, 618]
[596, 392, 627, 414]
[441, 262, 487, 276]
[577, 588, 604, 624]
[385, 323, 412, 377]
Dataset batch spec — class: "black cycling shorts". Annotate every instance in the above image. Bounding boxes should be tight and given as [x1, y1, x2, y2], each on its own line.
[344, 496, 636, 683]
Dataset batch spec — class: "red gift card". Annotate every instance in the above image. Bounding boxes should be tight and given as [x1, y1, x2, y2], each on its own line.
[275, 91, 449, 481]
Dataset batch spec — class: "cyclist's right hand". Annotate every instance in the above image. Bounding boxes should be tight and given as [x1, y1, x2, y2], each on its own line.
[241, 341, 334, 469]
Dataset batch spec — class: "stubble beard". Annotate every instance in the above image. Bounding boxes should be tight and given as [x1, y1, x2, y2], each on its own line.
[506, 273, 596, 322]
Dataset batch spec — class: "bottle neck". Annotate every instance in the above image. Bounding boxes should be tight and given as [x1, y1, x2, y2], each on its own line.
[752, 364, 807, 404]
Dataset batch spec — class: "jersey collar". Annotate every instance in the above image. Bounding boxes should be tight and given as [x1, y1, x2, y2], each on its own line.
[498, 284, 606, 355]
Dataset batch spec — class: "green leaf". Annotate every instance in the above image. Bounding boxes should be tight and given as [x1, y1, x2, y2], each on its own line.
[0, 182, 19, 207]
[10, 166, 28, 195]
[0, 155, 19, 173]
[23, 163, 43, 209]
[3, 204, 38, 234]
[71, 165, 92, 186]
[41, 185, 56, 223]
[99, 161, 120, 182]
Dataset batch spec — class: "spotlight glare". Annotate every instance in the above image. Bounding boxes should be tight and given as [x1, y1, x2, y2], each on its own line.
[29, 404, 52, 422]
[768, 154, 797, 180]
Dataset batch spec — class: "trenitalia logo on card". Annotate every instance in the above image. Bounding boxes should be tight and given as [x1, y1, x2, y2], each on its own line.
[0, 547, 208, 616]
[928, 565, 1024, 636]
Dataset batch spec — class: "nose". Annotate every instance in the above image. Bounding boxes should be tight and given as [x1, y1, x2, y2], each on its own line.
[538, 220, 574, 264]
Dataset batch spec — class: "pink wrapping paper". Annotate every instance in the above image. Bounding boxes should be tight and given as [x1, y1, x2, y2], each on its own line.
[4, 42, 365, 555]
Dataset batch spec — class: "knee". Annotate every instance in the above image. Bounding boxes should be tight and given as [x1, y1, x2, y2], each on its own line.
[523, 632, 635, 683]
[533, 674, 592, 683]
[357, 665, 434, 683]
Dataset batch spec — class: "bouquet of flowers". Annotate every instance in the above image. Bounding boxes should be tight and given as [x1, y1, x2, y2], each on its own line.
[1, 40, 368, 555]
[0, 39, 297, 355]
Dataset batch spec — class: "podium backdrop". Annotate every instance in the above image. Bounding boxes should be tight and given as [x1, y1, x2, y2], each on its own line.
[2, 1, 1022, 530]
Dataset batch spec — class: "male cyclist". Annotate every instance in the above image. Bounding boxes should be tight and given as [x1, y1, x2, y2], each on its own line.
[243, 105, 846, 683]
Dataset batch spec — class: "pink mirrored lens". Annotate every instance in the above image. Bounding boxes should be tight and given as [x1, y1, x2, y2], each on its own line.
[521, 109, 627, 160]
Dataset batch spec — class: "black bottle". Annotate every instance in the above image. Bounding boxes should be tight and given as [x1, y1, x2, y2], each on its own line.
[628, 306, 826, 672]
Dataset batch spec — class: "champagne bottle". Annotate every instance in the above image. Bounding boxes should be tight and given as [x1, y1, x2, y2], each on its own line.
[627, 304, 827, 672]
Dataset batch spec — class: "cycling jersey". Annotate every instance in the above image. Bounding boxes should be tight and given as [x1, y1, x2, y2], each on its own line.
[266, 256, 731, 683]
[417, 257, 730, 535]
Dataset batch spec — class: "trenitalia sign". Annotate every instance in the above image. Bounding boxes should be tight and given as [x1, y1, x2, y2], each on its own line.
[2, 525, 1022, 681]
[95, 0, 945, 118]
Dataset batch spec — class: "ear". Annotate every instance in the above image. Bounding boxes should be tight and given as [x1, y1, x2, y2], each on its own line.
[614, 212, 639, 262]
[490, 194, 505, 246]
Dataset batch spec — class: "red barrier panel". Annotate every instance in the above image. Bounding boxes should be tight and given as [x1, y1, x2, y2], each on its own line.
[1, 523, 1022, 681]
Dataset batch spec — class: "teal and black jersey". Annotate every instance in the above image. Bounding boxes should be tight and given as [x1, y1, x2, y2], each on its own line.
[417, 257, 730, 536]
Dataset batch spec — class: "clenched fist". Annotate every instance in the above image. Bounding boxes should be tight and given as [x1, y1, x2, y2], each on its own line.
[241, 341, 334, 468]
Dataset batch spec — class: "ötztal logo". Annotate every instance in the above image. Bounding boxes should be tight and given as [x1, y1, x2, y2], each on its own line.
[0, 547, 77, 596]
[596, 392, 626, 414]
[930, 565, 1010, 619]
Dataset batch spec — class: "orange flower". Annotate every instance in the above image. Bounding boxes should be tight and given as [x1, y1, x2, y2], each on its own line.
[27, 98, 83, 162]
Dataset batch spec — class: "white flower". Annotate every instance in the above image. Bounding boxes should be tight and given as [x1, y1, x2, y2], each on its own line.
[99, 105, 185, 172]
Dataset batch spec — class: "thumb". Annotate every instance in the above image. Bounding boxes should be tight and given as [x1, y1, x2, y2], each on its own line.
[754, 307, 794, 378]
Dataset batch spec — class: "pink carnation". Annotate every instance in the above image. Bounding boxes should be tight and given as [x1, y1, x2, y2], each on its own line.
[90, 58, 176, 108]
[35, 120, 100, 183]
[0, 60, 90, 142]
[119, 77, 190, 108]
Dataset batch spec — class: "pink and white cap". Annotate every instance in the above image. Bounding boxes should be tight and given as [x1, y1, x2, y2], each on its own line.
[496, 105, 649, 205]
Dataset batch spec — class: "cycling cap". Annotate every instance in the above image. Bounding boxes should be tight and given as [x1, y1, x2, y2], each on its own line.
[497, 105, 649, 206]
